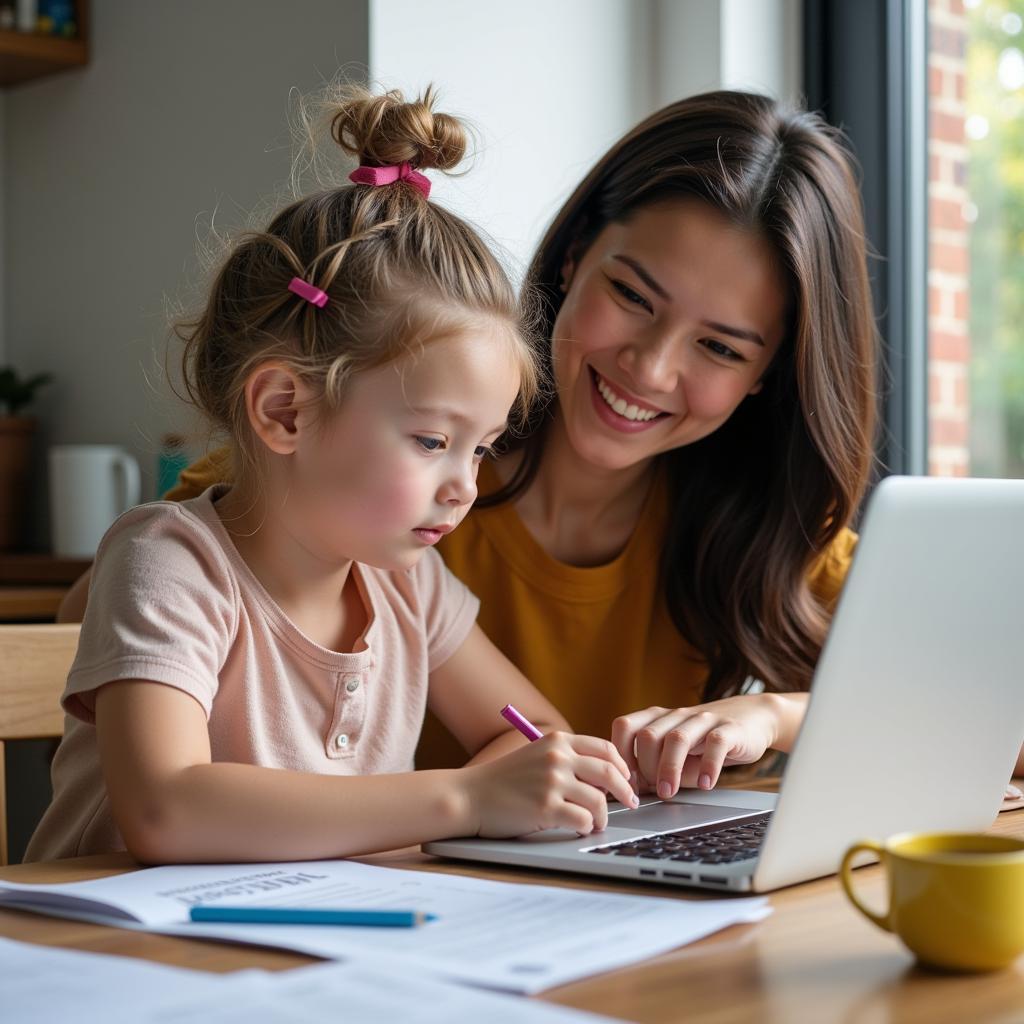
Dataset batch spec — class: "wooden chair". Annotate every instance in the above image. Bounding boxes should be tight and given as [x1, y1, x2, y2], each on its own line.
[0, 624, 78, 865]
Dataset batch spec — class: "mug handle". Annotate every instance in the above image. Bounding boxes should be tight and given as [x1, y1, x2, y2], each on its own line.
[840, 839, 892, 932]
[114, 452, 141, 511]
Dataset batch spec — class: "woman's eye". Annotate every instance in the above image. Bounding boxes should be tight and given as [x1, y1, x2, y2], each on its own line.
[702, 338, 743, 361]
[415, 436, 445, 452]
[611, 280, 653, 313]
[473, 445, 495, 461]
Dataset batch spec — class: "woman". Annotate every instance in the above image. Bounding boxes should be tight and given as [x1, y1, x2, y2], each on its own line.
[61, 91, 880, 797]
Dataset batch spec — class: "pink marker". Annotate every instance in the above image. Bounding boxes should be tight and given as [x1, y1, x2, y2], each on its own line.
[500, 703, 543, 742]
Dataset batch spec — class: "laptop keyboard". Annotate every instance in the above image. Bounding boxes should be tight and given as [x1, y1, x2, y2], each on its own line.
[584, 811, 772, 864]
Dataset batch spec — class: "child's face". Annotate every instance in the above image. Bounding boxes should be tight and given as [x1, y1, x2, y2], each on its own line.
[287, 326, 521, 571]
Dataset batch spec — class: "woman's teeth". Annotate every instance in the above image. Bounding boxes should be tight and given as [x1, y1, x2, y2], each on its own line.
[595, 374, 661, 422]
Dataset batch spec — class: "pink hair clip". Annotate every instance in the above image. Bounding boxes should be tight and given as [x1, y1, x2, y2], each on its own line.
[288, 276, 329, 308]
[348, 161, 431, 199]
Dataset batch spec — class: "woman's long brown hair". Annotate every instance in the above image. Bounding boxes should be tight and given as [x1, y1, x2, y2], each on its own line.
[481, 90, 879, 699]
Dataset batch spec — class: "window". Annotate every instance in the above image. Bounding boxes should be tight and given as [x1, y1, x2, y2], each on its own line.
[928, 0, 1024, 477]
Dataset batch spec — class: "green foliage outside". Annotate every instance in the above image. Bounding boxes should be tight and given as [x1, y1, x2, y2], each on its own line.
[966, 1, 1024, 476]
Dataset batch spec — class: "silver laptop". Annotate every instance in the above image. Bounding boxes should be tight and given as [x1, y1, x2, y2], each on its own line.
[425, 476, 1024, 892]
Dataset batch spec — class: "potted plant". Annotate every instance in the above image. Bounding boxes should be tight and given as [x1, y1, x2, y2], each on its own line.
[0, 367, 52, 550]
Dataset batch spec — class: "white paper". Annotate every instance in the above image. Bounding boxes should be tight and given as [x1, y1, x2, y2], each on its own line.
[0, 935, 236, 1023]
[1, 938, 623, 1024]
[0, 859, 770, 994]
[152, 961, 627, 1023]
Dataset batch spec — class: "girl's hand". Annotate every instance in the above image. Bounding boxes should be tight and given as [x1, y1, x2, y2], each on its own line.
[611, 694, 784, 799]
[463, 732, 638, 838]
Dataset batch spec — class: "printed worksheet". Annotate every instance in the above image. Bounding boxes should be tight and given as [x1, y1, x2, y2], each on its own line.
[0, 859, 770, 994]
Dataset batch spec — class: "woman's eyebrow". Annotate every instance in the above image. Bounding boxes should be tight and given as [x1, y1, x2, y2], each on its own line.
[612, 254, 766, 346]
[611, 254, 670, 301]
[700, 320, 765, 347]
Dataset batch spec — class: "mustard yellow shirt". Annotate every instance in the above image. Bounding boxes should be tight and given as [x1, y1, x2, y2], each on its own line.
[168, 451, 857, 767]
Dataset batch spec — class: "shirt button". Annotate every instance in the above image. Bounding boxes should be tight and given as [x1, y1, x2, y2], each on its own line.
[336, 734, 349, 749]
[345, 677, 360, 693]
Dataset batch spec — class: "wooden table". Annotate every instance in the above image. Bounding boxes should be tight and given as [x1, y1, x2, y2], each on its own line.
[3, 806, 1023, 1023]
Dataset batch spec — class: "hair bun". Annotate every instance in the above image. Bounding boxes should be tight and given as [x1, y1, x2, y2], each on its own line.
[331, 85, 467, 173]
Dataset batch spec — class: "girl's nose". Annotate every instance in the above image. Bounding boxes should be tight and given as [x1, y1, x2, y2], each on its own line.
[439, 463, 478, 507]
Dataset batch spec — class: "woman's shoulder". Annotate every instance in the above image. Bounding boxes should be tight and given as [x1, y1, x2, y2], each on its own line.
[163, 446, 233, 501]
[807, 525, 859, 608]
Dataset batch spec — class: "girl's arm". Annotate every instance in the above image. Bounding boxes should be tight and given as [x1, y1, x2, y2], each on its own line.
[426, 623, 571, 766]
[97, 672, 636, 864]
[611, 692, 807, 798]
[96, 680, 472, 863]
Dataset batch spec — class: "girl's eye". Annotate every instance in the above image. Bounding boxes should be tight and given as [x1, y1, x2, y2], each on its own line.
[473, 445, 495, 461]
[611, 279, 653, 313]
[415, 436, 446, 452]
[701, 338, 744, 362]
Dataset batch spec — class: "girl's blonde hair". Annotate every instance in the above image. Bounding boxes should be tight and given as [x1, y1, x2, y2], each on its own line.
[177, 85, 540, 477]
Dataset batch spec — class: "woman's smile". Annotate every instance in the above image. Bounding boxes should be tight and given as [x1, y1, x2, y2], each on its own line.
[588, 366, 672, 433]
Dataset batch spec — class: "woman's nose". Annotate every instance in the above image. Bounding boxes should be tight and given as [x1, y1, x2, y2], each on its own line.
[617, 329, 682, 394]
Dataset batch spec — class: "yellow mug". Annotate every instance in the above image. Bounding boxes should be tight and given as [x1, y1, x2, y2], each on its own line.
[840, 832, 1024, 972]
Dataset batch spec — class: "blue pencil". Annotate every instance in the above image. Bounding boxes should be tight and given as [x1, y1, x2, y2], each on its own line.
[189, 906, 437, 927]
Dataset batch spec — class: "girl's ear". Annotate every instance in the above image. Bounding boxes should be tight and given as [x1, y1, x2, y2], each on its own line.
[245, 363, 310, 455]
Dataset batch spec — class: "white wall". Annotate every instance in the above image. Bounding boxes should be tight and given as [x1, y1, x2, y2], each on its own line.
[369, 0, 654, 280]
[653, 0, 803, 108]
[370, 0, 802, 279]
[3, 0, 798, 539]
[3, 0, 369, 528]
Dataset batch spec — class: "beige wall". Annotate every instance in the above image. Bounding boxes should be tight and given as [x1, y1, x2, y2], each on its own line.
[4, 0, 369, 540]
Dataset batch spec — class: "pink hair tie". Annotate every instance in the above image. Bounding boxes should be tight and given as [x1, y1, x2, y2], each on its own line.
[348, 161, 431, 198]
[288, 276, 329, 308]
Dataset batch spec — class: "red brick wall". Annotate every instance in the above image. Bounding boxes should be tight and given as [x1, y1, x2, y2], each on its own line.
[928, 0, 970, 476]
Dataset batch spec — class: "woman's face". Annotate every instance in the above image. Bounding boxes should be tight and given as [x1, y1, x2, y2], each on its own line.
[551, 198, 789, 473]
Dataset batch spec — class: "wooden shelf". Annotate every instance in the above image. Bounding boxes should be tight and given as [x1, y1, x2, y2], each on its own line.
[0, 553, 92, 586]
[0, 30, 88, 85]
[0, 585, 66, 621]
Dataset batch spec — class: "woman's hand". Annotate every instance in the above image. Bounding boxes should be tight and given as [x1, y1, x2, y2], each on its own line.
[463, 732, 638, 838]
[612, 693, 793, 799]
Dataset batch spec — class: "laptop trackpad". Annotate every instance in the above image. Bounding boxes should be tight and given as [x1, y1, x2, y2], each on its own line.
[608, 800, 763, 832]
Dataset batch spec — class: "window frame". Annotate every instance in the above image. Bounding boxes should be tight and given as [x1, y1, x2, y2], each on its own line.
[804, 0, 930, 476]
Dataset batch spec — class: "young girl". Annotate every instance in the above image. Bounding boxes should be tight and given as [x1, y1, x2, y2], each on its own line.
[27, 87, 636, 864]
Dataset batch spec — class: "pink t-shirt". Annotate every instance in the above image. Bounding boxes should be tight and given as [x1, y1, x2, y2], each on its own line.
[26, 486, 479, 862]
